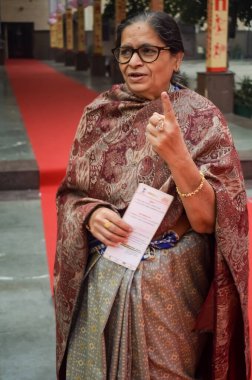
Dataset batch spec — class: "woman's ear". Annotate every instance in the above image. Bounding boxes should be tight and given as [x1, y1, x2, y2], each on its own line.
[175, 52, 184, 72]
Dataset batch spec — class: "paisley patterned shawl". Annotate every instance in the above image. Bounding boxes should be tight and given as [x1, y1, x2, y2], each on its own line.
[54, 84, 250, 379]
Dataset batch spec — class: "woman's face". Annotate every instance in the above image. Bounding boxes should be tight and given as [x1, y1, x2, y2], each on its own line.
[119, 21, 183, 100]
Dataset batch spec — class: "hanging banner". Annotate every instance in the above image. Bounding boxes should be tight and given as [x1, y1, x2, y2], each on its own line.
[93, 0, 103, 55]
[150, 0, 164, 11]
[206, 0, 229, 72]
[50, 23, 57, 48]
[56, 11, 64, 49]
[66, 8, 74, 50]
[77, 4, 85, 52]
[115, 0, 126, 26]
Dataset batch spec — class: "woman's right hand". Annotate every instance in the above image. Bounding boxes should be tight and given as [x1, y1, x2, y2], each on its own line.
[87, 207, 133, 247]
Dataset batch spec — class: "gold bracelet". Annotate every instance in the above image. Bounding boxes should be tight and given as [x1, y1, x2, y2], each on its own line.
[176, 171, 205, 198]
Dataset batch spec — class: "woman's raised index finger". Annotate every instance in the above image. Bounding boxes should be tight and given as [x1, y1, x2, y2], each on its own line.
[161, 91, 176, 121]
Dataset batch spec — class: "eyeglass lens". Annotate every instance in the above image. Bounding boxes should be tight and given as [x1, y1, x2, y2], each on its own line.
[115, 46, 163, 63]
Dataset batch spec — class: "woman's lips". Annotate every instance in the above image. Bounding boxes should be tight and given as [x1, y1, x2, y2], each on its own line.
[127, 73, 147, 82]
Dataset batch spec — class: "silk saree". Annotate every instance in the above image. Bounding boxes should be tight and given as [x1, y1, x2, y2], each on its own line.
[54, 84, 250, 379]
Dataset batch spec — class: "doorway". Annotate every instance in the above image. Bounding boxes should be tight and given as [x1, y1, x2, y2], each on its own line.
[5, 22, 34, 58]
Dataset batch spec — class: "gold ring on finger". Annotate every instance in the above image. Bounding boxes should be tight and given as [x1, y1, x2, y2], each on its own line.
[103, 219, 112, 229]
[156, 120, 165, 131]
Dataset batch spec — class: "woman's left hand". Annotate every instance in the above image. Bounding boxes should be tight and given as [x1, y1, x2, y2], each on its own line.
[145, 91, 216, 234]
[146, 91, 190, 165]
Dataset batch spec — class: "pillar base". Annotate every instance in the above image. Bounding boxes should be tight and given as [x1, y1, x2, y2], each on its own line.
[55, 48, 65, 63]
[197, 71, 235, 114]
[65, 50, 75, 66]
[75, 51, 89, 71]
[50, 48, 57, 60]
[90, 54, 106, 76]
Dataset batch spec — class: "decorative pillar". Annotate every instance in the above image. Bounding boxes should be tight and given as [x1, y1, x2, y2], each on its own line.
[150, 0, 164, 11]
[115, 0, 126, 26]
[75, 2, 89, 71]
[55, 5, 65, 62]
[93, 0, 103, 55]
[91, 0, 106, 76]
[56, 11, 64, 49]
[197, 0, 234, 113]
[48, 0, 58, 59]
[48, 14, 57, 59]
[65, 6, 75, 65]
[50, 23, 58, 50]
[206, 0, 228, 71]
[110, 0, 126, 84]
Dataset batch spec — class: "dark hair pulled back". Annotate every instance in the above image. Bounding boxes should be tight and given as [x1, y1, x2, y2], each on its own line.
[115, 11, 184, 55]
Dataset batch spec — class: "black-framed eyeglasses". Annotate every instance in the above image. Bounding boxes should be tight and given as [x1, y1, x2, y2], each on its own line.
[111, 45, 170, 64]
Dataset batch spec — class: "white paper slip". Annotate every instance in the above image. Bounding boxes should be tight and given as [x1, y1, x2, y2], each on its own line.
[103, 183, 174, 270]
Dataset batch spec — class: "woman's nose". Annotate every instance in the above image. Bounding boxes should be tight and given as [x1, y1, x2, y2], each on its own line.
[129, 51, 144, 65]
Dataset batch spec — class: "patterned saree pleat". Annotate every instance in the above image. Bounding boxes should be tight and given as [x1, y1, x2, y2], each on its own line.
[66, 254, 129, 379]
[130, 270, 151, 380]
[66, 232, 212, 380]
[105, 268, 134, 379]
[140, 232, 212, 379]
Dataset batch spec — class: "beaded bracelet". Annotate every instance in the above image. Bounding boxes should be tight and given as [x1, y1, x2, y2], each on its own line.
[176, 171, 205, 198]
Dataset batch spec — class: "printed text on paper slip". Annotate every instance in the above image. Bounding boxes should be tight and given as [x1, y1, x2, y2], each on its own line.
[103, 183, 174, 270]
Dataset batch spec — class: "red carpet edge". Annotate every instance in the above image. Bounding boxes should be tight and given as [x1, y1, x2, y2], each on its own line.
[6, 59, 97, 292]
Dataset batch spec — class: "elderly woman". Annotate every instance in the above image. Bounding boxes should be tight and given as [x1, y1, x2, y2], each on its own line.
[54, 11, 250, 380]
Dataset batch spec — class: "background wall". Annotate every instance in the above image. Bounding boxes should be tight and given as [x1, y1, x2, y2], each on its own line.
[0, 0, 49, 31]
[0, 0, 50, 59]
[0, 1, 250, 61]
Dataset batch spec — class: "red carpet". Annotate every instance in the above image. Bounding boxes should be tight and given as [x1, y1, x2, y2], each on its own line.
[6, 59, 97, 291]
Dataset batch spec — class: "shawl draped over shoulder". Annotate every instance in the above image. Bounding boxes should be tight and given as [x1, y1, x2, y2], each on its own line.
[54, 84, 250, 379]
